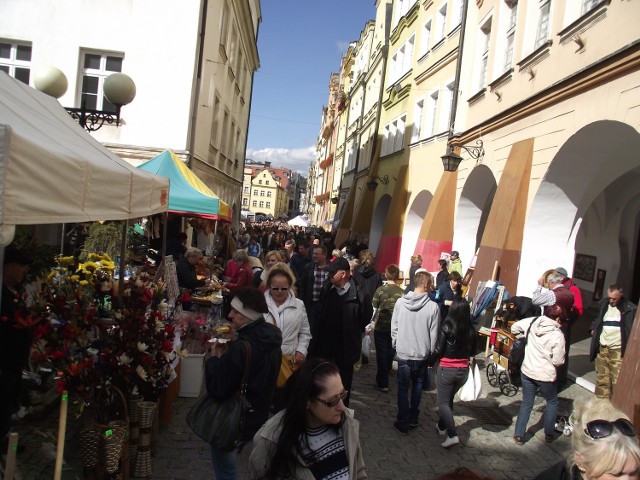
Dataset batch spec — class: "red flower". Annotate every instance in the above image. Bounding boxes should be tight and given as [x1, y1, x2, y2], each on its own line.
[162, 340, 173, 353]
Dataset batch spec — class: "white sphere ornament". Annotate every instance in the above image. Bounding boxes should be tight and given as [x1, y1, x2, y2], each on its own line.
[33, 66, 68, 99]
[103, 73, 136, 106]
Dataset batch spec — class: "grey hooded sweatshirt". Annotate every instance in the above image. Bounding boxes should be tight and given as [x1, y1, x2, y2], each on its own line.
[391, 291, 441, 361]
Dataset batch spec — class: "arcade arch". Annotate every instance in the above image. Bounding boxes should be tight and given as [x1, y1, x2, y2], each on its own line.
[399, 190, 432, 275]
[519, 120, 640, 301]
[370, 194, 392, 255]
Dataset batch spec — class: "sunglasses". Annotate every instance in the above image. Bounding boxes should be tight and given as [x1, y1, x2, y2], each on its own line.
[585, 418, 636, 439]
[316, 390, 348, 408]
[270, 286, 289, 292]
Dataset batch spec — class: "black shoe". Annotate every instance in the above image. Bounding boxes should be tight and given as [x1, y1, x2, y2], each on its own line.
[393, 421, 408, 435]
[373, 385, 389, 393]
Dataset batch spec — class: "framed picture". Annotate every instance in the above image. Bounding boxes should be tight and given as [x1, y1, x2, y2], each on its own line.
[573, 254, 597, 282]
[593, 269, 607, 301]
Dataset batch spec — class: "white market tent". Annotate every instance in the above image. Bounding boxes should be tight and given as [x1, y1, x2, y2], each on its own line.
[0, 72, 169, 246]
[288, 214, 310, 227]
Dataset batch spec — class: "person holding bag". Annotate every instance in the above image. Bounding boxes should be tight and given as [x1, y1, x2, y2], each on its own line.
[431, 299, 477, 449]
[263, 262, 312, 410]
[204, 287, 282, 480]
[511, 304, 566, 445]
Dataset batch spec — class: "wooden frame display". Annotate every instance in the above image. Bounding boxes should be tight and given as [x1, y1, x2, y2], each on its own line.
[593, 268, 607, 301]
[573, 254, 597, 282]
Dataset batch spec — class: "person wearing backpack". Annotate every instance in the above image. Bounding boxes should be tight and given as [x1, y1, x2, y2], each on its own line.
[511, 304, 566, 445]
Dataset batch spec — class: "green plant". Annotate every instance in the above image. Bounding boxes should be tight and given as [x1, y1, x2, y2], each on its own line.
[80, 222, 123, 261]
[12, 226, 59, 282]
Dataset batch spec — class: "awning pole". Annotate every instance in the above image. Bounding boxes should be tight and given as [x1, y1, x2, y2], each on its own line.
[118, 220, 128, 299]
[60, 223, 65, 256]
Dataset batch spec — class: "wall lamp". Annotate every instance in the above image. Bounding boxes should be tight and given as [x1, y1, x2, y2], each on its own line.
[34, 65, 136, 132]
[366, 175, 390, 191]
[441, 140, 485, 172]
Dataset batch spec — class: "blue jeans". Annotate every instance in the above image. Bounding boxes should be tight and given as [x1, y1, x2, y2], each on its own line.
[514, 373, 558, 437]
[374, 330, 394, 389]
[210, 442, 247, 480]
[396, 359, 427, 428]
[436, 366, 469, 438]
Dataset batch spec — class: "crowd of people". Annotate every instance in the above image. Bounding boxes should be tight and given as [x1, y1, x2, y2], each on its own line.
[2, 219, 638, 480]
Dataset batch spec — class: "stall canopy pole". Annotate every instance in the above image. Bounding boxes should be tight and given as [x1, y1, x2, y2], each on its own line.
[161, 212, 168, 259]
[117, 220, 128, 298]
[60, 223, 65, 256]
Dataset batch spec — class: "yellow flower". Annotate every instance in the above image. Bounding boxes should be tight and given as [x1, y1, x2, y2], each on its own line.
[100, 260, 116, 271]
[57, 256, 76, 267]
[70, 275, 80, 282]
[47, 271, 57, 281]
[79, 280, 89, 286]
[78, 261, 98, 274]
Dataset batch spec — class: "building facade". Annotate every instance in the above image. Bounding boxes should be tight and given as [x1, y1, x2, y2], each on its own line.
[0, 0, 261, 228]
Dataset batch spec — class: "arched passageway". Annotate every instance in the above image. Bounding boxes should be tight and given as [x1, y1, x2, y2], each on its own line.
[370, 194, 392, 256]
[519, 120, 640, 300]
[399, 190, 432, 274]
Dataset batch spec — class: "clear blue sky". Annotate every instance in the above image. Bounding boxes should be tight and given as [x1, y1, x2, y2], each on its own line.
[246, 1, 376, 174]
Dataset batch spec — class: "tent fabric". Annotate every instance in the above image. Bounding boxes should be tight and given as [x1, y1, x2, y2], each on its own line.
[288, 215, 309, 227]
[0, 72, 169, 235]
[138, 150, 231, 222]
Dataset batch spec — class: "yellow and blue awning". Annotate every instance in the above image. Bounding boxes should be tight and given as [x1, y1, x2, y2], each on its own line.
[138, 150, 231, 222]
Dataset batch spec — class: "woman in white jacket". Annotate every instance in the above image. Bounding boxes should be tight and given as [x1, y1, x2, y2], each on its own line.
[512, 304, 566, 445]
[264, 262, 312, 408]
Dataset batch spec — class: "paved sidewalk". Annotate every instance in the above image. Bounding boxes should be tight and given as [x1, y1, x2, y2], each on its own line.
[5, 348, 593, 480]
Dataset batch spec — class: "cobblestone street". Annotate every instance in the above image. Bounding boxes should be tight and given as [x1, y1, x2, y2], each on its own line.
[6, 345, 593, 480]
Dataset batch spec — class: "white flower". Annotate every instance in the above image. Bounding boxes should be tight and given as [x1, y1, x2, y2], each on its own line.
[158, 301, 169, 315]
[155, 320, 164, 333]
[137, 342, 148, 352]
[117, 353, 132, 365]
[136, 365, 148, 381]
[177, 348, 188, 358]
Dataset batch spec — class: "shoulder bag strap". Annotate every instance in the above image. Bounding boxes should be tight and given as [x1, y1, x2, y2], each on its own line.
[239, 340, 252, 394]
[524, 317, 540, 343]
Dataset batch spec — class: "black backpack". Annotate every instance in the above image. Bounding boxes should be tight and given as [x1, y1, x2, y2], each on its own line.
[509, 317, 540, 367]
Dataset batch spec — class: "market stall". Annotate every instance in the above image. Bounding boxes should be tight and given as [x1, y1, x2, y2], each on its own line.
[0, 72, 172, 478]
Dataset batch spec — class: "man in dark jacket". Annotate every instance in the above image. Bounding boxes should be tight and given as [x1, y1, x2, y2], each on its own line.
[298, 244, 329, 332]
[589, 284, 636, 399]
[308, 257, 373, 407]
[1, 246, 33, 452]
[289, 241, 311, 280]
[205, 287, 282, 479]
[436, 271, 463, 319]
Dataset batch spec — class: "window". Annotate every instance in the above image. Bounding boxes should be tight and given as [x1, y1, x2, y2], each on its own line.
[425, 90, 439, 138]
[390, 34, 414, 82]
[439, 82, 455, 134]
[435, 3, 448, 42]
[80, 52, 123, 111]
[582, 0, 598, 14]
[221, 111, 229, 154]
[259, 201, 264, 208]
[0, 41, 31, 84]
[535, 1, 551, 49]
[211, 96, 220, 145]
[220, 2, 230, 49]
[504, 1, 518, 71]
[451, 0, 463, 27]
[252, 200, 257, 207]
[244, 186, 249, 193]
[395, 0, 418, 25]
[478, 20, 492, 90]
[411, 99, 424, 143]
[266, 202, 271, 208]
[393, 115, 406, 152]
[258, 179, 262, 184]
[266, 180, 270, 185]
[267, 191, 272, 197]
[421, 21, 432, 55]
[253, 189, 258, 195]
[382, 125, 391, 156]
[242, 198, 248, 205]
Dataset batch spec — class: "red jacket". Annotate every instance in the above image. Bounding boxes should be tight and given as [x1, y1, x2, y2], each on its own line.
[226, 262, 253, 290]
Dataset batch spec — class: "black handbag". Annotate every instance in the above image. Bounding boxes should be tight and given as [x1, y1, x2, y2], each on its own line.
[509, 317, 539, 367]
[186, 340, 253, 451]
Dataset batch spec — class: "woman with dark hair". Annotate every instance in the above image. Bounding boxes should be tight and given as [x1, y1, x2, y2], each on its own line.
[436, 271, 463, 318]
[249, 358, 367, 480]
[511, 304, 566, 445]
[205, 287, 282, 480]
[432, 299, 477, 448]
[435, 259, 449, 287]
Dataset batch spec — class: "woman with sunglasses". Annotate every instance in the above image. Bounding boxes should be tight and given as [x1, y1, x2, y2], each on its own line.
[533, 397, 640, 479]
[264, 263, 312, 409]
[512, 304, 566, 445]
[249, 358, 367, 480]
